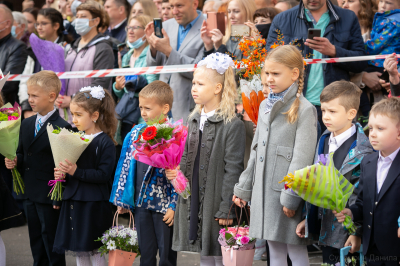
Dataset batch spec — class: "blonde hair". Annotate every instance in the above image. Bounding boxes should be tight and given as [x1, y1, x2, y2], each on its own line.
[26, 70, 62, 95]
[190, 66, 237, 123]
[139, 80, 174, 109]
[266, 45, 304, 124]
[370, 97, 400, 125]
[130, 0, 159, 20]
[127, 15, 152, 45]
[320, 80, 362, 112]
[223, 0, 257, 44]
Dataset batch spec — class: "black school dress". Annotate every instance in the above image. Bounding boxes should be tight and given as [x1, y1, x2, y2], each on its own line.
[0, 173, 25, 231]
[53, 132, 116, 256]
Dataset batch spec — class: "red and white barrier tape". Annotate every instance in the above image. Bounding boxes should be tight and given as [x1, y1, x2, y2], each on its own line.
[5, 54, 399, 81]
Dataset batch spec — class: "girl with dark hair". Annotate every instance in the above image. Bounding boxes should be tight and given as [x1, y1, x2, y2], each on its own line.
[37, 8, 74, 47]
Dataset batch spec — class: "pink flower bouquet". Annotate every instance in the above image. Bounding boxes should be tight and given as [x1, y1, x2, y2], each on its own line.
[133, 118, 190, 199]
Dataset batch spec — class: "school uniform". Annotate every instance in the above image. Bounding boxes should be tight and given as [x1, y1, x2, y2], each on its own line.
[16, 109, 71, 266]
[305, 123, 373, 264]
[350, 148, 400, 266]
[53, 132, 115, 254]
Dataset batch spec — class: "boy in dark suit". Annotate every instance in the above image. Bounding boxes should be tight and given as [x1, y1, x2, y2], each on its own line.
[297, 81, 374, 265]
[335, 97, 400, 266]
[5, 71, 71, 266]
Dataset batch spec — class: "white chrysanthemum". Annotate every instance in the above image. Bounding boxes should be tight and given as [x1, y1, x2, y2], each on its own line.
[118, 230, 127, 238]
[128, 236, 137, 246]
[107, 240, 116, 250]
[109, 229, 117, 238]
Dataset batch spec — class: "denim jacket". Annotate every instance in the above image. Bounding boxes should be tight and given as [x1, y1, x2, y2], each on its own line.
[305, 123, 374, 249]
[110, 124, 178, 214]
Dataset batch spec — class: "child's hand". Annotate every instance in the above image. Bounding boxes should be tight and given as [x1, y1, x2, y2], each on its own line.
[215, 218, 233, 226]
[296, 219, 306, 238]
[58, 159, 77, 176]
[53, 205, 60, 210]
[398, 227, 400, 238]
[332, 208, 353, 223]
[344, 235, 361, 253]
[163, 209, 175, 226]
[4, 157, 17, 169]
[165, 166, 180, 181]
[54, 169, 66, 180]
[117, 206, 129, 214]
[384, 53, 399, 84]
[283, 206, 295, 218]
[232, 195, 247, 207]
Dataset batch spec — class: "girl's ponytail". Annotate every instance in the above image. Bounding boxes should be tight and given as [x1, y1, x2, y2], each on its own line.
[98, 89, 118, 145]
[267, 45, 305, 124]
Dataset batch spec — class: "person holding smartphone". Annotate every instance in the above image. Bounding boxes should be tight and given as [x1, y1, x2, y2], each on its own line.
[266, 0, 366, 134]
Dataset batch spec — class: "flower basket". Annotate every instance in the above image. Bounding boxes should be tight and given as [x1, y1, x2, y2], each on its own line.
[219, 204, 255, 266]
[96, 211, 139, 265]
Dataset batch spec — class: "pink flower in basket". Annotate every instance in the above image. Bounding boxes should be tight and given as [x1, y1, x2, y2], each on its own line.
[8, 116, 17, 121]
[227, 227, 237, 237]
[238, 227, 249, 236]
[219, 228, 227, 237]
[240, 236, 250, 245]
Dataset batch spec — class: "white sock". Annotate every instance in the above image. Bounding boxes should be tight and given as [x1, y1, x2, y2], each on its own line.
[0, 234, 5, 266]
[200, 255, 223, 266]
[89, 253, 106, 266]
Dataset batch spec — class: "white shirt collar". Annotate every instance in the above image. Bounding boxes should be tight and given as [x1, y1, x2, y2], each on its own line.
[54, 37, 59, 43]
[378, 146, 400, 162]
[36, 107, 57, 124]
[84, 131, 103, 139]
[328, 124, 356, 152]
[109, 18, 127, 31]
[199, 108, 216, 131]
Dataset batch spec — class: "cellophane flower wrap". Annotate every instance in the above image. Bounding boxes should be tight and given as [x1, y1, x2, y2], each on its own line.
[280, 153, 357, 234]
[0, 102, 24, 195]
[218, 225, 255, 250]
[132, 118, 190, 199]
[47, 124, 93, 201]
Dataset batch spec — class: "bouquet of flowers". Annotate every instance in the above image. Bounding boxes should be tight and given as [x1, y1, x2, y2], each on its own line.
[46, 124, 93, 201]
[280, 153, 357, 234]
[0, 102, 24, 195]
[132, 117, 190, 199]
[96, 212, 140, 266]
[234, 38, 267, 125]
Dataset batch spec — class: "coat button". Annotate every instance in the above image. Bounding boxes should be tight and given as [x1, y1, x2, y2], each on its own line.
[71, 205, 73, 209]
[205, 123, 209, 127]
[70, 217, 72, 220]
[260, 156, 264, 162]
[368, 225, 371, 229]
[370, 212, 372, 216]
[287, 154, 291, 160]
[266, 128, 268, 132]
[201, 143, 205, 148]
[200, 165, 204, 170]
[263, 140, 266, 146]
[72, 228, 74, 230]
[143, 170, 146, 174]
[25, 168, 29, 171]
[375, 201, 378, 206]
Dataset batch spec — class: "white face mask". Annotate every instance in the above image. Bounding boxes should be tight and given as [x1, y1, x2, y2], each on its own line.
[72, 18, 95, 36]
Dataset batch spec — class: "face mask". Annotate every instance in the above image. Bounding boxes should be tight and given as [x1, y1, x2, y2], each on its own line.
[11, 25, 16, 37]
[127, 35, 146, 49]
[255, 23, 271, 40]
[71, 0, 82, 17]
[73, 18, 94, 36]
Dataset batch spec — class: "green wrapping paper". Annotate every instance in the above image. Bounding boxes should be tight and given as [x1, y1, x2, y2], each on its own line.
[280, 153, 356, 234]
[0, 103, 25, 194]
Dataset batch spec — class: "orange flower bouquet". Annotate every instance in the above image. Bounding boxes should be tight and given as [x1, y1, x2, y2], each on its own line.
[234, 38, 267, 125]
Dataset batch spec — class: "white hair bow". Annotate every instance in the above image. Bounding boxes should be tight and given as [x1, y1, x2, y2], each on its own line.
[197, 52, 235, 75]
[80, 85, 105, 100]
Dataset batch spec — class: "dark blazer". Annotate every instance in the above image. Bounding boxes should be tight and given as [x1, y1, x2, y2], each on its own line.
[16, 110, 71, 206]
[63, 133, 116, 202]
[266, 0, 367, 97]
[350, 152, 400, 257]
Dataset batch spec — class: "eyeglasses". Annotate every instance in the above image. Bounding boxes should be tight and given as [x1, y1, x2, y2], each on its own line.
[34, 22, 50, 28]
[125, 26, 144, 32]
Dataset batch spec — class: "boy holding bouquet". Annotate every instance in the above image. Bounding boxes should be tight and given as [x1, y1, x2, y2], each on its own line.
[296, 81, 374, 265]
[110, 80, 178, 266]
[4, 71, 71, 266]
[335, 97, 400, 266]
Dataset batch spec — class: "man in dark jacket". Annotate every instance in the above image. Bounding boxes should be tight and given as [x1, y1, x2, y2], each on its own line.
[104, 0, 130, 43]
[0, 5, 27, 104]
[266, 0, 366, 131]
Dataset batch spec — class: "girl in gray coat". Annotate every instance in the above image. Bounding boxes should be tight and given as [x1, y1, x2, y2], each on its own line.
[165, 53, 246, 266]
[233, 45, 318, 266]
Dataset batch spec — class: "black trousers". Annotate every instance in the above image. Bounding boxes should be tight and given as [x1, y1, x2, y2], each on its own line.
[366, 243, 400, 266]
[23, 200, 66, 266]
[135, 207, 177, 266]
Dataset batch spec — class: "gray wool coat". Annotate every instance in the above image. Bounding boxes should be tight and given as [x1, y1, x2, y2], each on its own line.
[234, 83, 318, 245]
[172, 112, 246, 256]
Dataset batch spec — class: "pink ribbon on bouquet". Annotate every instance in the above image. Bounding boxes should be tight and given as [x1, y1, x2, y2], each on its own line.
[48, 180, 66, 193]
